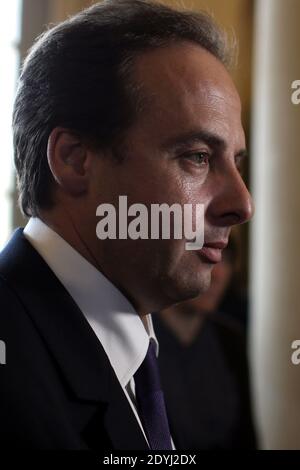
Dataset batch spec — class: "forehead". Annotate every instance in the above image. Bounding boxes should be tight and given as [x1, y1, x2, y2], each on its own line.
[131, 42, 244, 149]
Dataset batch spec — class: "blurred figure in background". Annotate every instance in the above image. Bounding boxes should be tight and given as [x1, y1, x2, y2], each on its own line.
[153, 237, 257, 449]
[219, 236, 249, 329]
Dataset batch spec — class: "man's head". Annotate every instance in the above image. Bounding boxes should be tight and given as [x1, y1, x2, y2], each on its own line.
[13, 0, 253, 313]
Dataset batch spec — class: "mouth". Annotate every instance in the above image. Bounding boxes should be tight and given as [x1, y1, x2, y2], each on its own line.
[198, 241, 228, 264]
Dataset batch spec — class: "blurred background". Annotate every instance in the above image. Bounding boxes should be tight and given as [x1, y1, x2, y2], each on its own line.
[1, 0, 300, 449]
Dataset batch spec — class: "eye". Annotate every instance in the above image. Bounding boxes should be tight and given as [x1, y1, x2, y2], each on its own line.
[235, 155, 245, 175]
[183, 151, 210, 166]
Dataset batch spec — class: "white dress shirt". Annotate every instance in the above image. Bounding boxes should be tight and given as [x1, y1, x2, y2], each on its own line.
[23, 217, 174, 449]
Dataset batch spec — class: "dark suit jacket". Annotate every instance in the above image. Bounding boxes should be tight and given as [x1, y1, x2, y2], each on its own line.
[0, 229, 160, 450]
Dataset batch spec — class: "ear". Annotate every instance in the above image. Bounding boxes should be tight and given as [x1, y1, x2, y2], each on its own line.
[47, 127, 90, 196]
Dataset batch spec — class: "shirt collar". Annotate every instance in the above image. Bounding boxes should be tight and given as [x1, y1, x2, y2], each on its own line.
[23, 217, 159, 388]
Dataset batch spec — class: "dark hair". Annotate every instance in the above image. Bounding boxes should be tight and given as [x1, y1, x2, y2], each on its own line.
[13, 0, 232, 217]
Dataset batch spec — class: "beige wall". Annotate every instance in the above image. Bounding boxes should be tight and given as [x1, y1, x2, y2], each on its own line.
[48, 0, 88, 23]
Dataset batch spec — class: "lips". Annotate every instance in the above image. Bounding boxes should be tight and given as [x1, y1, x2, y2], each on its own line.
[198, 241, 227, 264]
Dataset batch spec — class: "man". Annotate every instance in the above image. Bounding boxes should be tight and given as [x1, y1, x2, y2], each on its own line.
[0, 0, 253, 450]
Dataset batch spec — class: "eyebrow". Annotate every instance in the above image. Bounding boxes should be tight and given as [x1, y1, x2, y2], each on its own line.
[161, 129, 248, 160]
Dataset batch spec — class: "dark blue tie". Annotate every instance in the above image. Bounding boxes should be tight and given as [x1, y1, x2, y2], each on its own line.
[134, 339, 173, 450]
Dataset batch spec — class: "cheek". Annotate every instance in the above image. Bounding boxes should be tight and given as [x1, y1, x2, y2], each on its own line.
[160, 240, 208, 281]
[113, 149, 213, 209]
[117, 154, 176, 202]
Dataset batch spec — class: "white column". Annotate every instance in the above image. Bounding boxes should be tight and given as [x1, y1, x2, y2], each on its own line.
[250, 0, 300, 449]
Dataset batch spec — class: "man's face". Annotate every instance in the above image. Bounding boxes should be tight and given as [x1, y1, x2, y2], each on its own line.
[88, 42, 253, 313]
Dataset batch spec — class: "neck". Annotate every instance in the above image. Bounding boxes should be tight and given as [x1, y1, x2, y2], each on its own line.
[38, 210, 152, 329]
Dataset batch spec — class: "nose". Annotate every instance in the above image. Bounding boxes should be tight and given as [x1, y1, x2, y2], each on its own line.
[207, 167, 254, 228]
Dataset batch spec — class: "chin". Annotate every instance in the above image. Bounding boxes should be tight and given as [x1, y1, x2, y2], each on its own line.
[162, 266, 213, 307]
